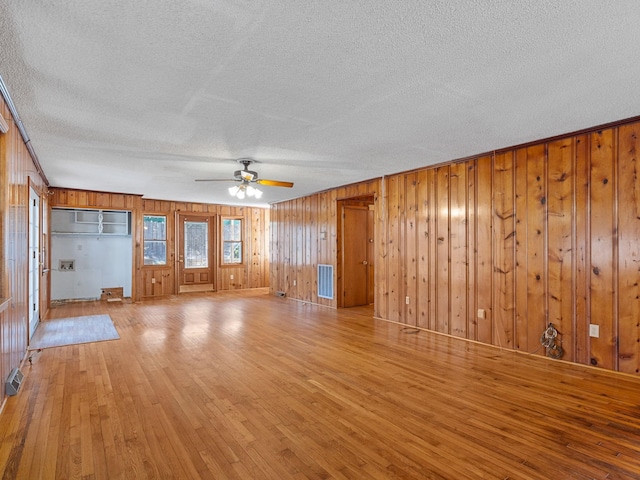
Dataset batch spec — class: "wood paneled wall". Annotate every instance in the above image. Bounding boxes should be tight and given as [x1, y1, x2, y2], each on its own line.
[0, 97, 47, 408]
[50, 190, 270, 301]
[271, 120, 640, 375]
[270, 180, 379, 307]
[139, 199, 270, 296]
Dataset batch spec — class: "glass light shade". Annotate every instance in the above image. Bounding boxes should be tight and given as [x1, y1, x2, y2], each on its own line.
[228, 183, 262, 200]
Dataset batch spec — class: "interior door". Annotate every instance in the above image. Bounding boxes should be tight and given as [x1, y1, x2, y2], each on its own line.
[28, 187, 40, 339]
[342, 205, 370, 307]
[177, 214, 215, 293]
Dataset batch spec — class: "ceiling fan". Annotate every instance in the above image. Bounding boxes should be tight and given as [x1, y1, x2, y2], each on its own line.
[195, 159, 293, 200]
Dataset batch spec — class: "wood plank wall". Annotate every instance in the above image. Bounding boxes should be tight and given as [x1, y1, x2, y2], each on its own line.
[270, 120, 640, 375]
[139, 199, 270, 295]
[270, 180, 379, 307]
[50, 189, 270, 300]
[0, 96, 47, 407]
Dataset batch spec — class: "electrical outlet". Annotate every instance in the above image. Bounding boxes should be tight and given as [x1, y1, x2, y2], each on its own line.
[477, 309, 486, 319]
[405, 296, 410, 305]
[151, 278, 156, 284]
[293, 280, 297, 286]
[230, 274, 234, 280]
[589, 324, 600, 338]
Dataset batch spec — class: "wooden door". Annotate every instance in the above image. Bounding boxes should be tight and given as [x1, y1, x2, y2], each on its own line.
[366, 206, 374, 304]
[177, 214, 215, 293]
[342, 205, 371, 307]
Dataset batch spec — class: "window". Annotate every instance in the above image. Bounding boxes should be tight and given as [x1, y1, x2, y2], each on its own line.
[143, 215, 167, 265]
[222, 217, 242, 264]
[184, 220, 209, 268]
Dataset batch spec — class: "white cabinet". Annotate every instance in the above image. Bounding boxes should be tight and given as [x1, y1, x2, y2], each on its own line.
[52, 208, 131, 236]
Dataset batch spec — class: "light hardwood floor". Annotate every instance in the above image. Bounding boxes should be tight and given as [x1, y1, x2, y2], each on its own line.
[1, 289, 639, 479]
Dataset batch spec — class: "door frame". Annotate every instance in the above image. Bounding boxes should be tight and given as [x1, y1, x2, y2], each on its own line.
[175, 212, 217, 293]
[337, 194, 375, 308]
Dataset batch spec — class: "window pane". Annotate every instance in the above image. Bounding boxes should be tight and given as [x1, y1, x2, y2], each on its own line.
[185, 221, 208, 268]
[144, 241, 167, 265]
[223, 218, 241, 241]
[143, 215, 166, 265]
[144, 215, 166, 240]
[223, 241, 242, 264]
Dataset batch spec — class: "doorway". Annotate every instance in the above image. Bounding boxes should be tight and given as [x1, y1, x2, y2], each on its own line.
[176, 213, 216, 293]
[338, 196, 375, 309]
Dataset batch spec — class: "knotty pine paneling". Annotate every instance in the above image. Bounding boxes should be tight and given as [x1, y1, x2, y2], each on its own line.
[574, 134, 591, 365]
[617, 124, 640, 374]
[415, 169, 430, 329]
[476, 155, 494, 344]
[388, 175, 402, 321]
[271, 119, 640, 375]
[50, 190, 269, 301]
[449, 162, 468, 338]
[547, 138, 575, 360]
[465, 162, 477, 341]
[0, 96, 48, 408]
[435, 167, 450, 334]
[589, 130, 617, 370]
[270, 180, 378, 307]
[494, 151, 515, 350]
[405, 173, 418, 326]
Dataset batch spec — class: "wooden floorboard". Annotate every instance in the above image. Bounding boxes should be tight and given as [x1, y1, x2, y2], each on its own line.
[1, 288, 639, 479]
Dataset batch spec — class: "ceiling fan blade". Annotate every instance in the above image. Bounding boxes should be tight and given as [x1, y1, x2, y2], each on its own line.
[256, 179, 294, 188]
[195, 178, 237, 182]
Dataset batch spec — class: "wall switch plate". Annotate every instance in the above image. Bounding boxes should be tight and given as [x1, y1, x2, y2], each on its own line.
[589, 324, 600, 338]
[405, 296, 410, 304]
[151, 278, 156, 284]
[293, 280, 296, 286]
[230, 274, 234, 280]
[477, 309, 486, 319]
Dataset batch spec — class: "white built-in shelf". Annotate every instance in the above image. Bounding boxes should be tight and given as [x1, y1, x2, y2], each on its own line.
[52, 208, 131, 236]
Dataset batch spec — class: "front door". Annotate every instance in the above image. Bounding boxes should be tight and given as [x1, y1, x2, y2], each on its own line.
[177, 214, 215, 293]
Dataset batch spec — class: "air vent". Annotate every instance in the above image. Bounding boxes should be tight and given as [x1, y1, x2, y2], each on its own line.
[318, 264, 334, 299]
[5, 367, 24, 396]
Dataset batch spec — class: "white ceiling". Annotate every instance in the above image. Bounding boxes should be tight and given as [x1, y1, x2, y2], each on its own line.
[2, 1, 640, 207]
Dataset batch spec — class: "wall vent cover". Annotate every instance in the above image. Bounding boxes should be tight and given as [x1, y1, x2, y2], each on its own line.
[5, 367, 24, 396]
[318, 264, 334, 299]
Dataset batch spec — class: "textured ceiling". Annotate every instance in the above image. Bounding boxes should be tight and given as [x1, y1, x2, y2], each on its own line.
[1, 1, 640, 207]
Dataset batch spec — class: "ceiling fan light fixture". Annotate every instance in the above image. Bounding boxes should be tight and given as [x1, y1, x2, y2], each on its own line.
[228, 183, 262, 200]
[199, 159, 290, 200]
